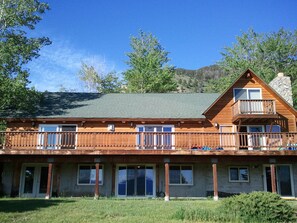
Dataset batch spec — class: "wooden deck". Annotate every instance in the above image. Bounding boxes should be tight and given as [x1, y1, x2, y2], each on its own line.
[1, 131, 297, 154]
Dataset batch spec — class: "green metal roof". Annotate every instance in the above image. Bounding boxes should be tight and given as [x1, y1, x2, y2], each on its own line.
[1, 92, 220, 119]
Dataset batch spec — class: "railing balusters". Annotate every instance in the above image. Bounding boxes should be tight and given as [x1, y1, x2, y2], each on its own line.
[232, 99, 276, 116]
[1, 131, 296, 151]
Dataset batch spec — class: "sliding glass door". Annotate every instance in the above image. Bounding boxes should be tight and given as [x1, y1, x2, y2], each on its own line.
[264, 165, 294, 197]
[117, 165, 154, 197]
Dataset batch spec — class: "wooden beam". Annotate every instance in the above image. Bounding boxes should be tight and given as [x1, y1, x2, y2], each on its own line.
[212, 163, 218, 201]
[3, 148, 297, 156]
[164, 162, 170, 201]
[45, 163, 53, 199]
[94, 163, 100, 199]
[270, 164, 277, 193]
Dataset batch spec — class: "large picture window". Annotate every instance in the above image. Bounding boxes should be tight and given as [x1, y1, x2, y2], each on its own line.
[229, 167, 249, 182]
[78, 165, 103, 185]
[169, 165, 193, 185]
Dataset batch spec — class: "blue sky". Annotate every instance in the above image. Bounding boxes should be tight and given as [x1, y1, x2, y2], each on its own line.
[27, 0, 297, 92]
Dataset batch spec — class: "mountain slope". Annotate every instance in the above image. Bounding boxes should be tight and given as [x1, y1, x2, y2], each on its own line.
[175, 65, 226, 92]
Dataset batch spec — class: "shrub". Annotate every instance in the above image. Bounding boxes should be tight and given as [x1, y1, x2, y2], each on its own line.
[221, 191, 296, 223]
[173, 192, 296, 222]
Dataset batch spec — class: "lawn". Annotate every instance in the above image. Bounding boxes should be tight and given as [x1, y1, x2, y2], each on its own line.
[0, 198, 219, 223]
[0, 198, 296, 223]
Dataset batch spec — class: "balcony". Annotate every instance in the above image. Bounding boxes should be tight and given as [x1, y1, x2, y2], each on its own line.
[232, 99, 278, 123]
[0, 131, 296, 154]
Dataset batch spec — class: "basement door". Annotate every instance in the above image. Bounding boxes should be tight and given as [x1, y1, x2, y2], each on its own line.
[20, 165, 50, 197]
[263, 165, 295, 197]
[116, 165, 155, 197]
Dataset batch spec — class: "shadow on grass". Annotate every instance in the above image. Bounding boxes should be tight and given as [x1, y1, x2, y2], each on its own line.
[0, 199, 75, 213]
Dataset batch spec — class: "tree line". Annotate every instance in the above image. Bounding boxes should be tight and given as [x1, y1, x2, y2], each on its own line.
[1, 0, 297, 113]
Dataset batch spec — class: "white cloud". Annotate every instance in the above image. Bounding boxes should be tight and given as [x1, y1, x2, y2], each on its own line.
[27, 39, 116, 92]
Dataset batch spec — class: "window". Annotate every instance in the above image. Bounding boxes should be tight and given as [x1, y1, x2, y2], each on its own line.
[229, 167, 249, 182]
[234, 88, 261, 101]
[137, 125, 174, 149]
[234, 89, 262, 114]
[169, 165, 193, 185]
[39, 124, 76, 149]
[78, 165, 103, 185]
[265, 125, 281, 132]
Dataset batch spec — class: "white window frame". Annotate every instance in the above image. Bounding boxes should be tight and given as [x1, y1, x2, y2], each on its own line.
[229, 166, 249, 182]
[169, 164, 193, 186]
[233, 88, 263, 114]
[136, 125, 175, 150]
[77, 164, 104, 186]
[233, 88, 262, 102]
[38, 124, 78, 150]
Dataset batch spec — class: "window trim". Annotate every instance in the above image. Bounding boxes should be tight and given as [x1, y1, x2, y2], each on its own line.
[77, 164, 104, 186]
[233, 88, 262, 102]
[228, 166, 249, 182]
[38, 124, 78, 150]
[169, 164, 193, 186]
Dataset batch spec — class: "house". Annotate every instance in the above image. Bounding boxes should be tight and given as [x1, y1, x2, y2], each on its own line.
[0, 69, 296, 201]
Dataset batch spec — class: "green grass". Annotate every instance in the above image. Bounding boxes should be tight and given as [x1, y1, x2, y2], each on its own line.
[0, 198, 220, 223]
[0, 198, 296, 223]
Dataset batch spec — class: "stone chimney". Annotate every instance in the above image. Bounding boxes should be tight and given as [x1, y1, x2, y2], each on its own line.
[269, 72, 293, 106]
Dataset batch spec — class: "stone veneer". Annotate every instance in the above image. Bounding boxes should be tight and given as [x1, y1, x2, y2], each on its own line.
[269, 72, 293, 106]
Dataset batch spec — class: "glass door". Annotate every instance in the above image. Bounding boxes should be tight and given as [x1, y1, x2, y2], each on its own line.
[248, 126, 265, 150]
[138, 126, 173, 149]
[117, 165, 154, 197]
[264, 165, 294, 197]
[38, 166, 49, 196]
[39, 125, 59, 149]
[277, 166, 293, 196]
[144, 127, 155, 149]
[21, 165, 50, 197]
[248, 89, 262, 113]
[61, 126, 76, 149]
[22, 166, 36, 197]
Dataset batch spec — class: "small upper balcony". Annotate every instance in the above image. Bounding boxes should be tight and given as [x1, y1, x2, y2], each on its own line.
[232, 99, 278, 123]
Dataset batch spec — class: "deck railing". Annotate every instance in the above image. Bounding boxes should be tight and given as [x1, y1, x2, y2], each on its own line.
[232, 99, 276, 117]
[0, 131, 296, 151]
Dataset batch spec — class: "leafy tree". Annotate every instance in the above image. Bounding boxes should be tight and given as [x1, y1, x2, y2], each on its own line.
[0, 0, 51, 111]
[124, 31, 177, 93]
[78, 62, 122, 93]
[205, 28, 297, 106]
